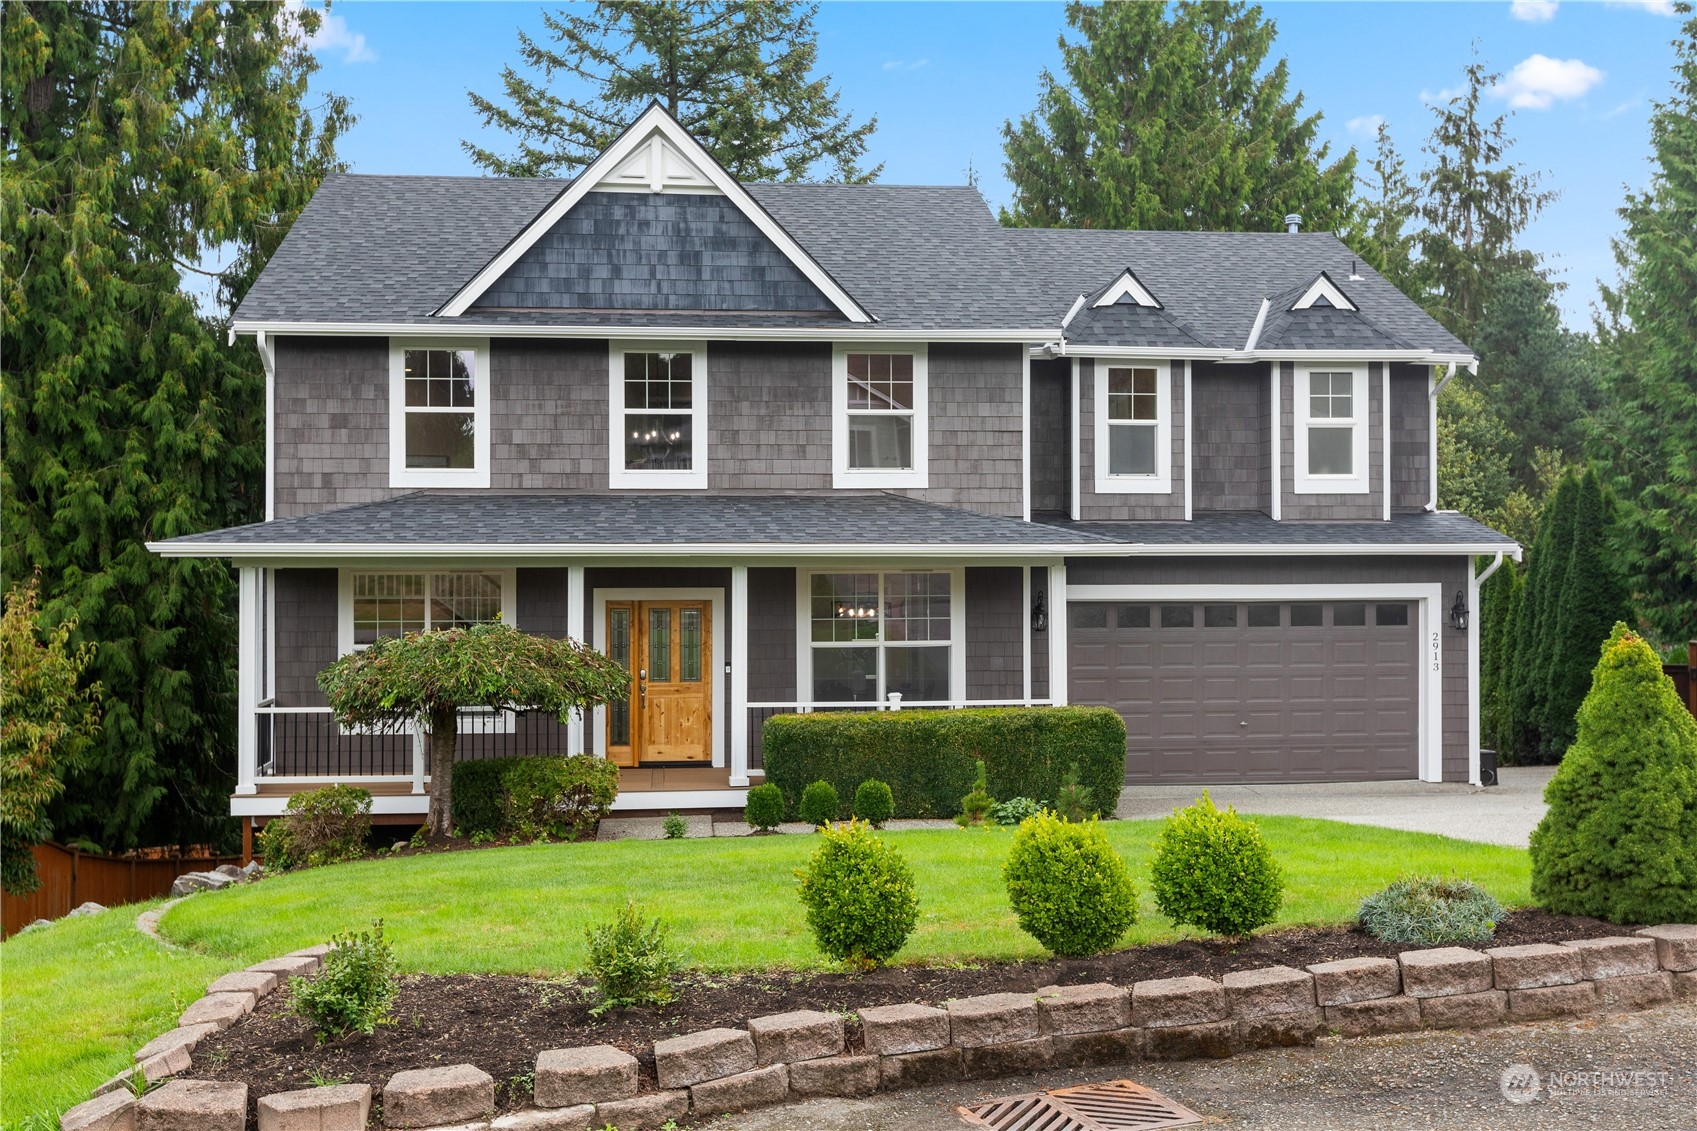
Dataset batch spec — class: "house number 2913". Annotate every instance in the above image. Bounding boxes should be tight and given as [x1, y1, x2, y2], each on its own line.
[1431, 632, 1442, 672]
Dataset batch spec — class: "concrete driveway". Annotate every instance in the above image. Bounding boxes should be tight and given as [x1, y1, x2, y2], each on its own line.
[1114, 766, 1555, 848]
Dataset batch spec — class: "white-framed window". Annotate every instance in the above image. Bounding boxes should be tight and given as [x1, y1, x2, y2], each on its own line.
[337, 569, 516, 654]
[1092, 361, 1172, 494]
[1295, 366, 1369, 494]
[388, 340, 491, 488]
[800, 570, 963, 705]
[831, 344, 928, 488]
[609, 341, 708, 489]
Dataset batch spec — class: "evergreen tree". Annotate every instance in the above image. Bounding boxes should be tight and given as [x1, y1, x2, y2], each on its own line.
[1478, 561, 1521, 754]
[1346, 121, 1423, 297]
[1591, 7, 1697, 646]
[2, 3, 349, 849]
[1436, 378, 1513, 525]
[465, 1, 878, 182]
[1507, 474, 1579, 760]
[1000, 1, 1356, 233]
[1541, 470, 1632, 757]
[1492, 564, 1527, 755]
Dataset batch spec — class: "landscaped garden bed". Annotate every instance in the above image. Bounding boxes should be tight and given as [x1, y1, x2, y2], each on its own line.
[186, 908, 1628, 1111]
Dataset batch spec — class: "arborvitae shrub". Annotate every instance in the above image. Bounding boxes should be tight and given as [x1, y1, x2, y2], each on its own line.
[1530, 625, 1697, 923]
[956, 759, 994, 827]
[852, 779, 895, 827]
[1150, 792, 1284, 937]
[583, 900, 682, 1016]
[1053, 762, 1097, 821]
[1003, 812, 1137, 956]
[257, 784, 372, 872]
[744, 782, 785, 830]
[798, 779, 840, 827]
[1357, 875, 1505, 945]
[291, 920, 398, 1039]
[794, 819, 918, 969]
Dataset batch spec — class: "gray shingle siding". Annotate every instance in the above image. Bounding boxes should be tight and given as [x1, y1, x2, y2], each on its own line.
[892, 343, 1025, 518]
[492, 339, 610, 491]
[472, 192, 837, 313]
[274, 568, 337, 707]
[1077, 358, 1187, 521]
[1029, 358, 1071, 516]
[1191, 362, 1271, 514]
[274, 338, 393, 518]
[710, 341, 832, 491]
[1390, 364, 1432, 513]
[517, 568, 570, 638]
[966, 567, 1024, 701]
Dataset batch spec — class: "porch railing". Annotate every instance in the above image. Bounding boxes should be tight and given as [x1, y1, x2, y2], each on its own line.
[254, 705, 572, 780]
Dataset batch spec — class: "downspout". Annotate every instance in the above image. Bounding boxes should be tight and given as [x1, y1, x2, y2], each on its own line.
[1468, 549, 1507, 786]
[1426, 362, 1469, 512]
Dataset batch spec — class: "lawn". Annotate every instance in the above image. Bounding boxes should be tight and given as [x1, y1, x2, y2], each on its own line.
[1, 817, 1530, 1128]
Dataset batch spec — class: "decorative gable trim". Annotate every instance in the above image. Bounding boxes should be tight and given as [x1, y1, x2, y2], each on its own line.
[1091, 268, 1162, 309]
[436, 103, 873, 322]
[1290, 271, 1358, 312]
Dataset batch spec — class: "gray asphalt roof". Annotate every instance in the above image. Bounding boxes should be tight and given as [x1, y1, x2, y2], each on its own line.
[234, 173, 1473, 354]
[1046, 511, 1518, 548]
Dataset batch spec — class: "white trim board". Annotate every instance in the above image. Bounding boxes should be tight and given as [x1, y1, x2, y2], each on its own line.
[591, 587, 726, 770]
[1066, 581, 1450, 783]
[1091, 269, 1161, 309]
[1092, 359, 1174, 495]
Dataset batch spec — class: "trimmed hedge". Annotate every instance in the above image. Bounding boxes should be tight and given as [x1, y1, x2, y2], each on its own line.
[762, 707, 1126, 820]
[452, 754, 619, 841]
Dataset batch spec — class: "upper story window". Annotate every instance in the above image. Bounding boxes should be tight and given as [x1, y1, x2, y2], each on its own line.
[341, 570, 513, 652]
[832, 345, 928, 489]
[1295, 366, 1369, 494]
[389, 340, 491, 488]
[1093, 361, 1171, 494]
[610, 341, 707, 489]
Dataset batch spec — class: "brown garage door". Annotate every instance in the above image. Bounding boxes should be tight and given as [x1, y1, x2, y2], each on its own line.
[1069, 600, 1419, 783]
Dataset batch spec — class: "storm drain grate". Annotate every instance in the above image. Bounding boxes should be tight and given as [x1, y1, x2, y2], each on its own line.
[958, 1079, 1204, 1131]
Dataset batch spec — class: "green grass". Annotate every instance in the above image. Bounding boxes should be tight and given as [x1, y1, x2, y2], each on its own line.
[1, 817, 1530, 1127]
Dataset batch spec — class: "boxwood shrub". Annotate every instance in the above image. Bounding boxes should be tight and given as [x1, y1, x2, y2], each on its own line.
[451, 754, 619, 841]
[762, 706, 1125, 820]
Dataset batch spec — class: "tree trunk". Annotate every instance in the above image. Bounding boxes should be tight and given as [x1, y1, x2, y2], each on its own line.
[425, 706, 459, 837]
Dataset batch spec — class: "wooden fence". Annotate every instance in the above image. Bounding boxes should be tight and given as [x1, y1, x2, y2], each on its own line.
[2, 842, 242, 939]
[1665, 640, 1697, 722]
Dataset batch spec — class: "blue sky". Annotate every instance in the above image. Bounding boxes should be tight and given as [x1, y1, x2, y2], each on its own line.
[298, 1, 1685, 327]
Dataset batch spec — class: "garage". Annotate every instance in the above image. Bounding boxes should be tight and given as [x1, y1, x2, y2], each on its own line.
[1068, 599, 1420, 783]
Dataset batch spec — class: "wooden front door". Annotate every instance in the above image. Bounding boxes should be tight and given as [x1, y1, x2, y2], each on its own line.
[604, 600, 712, 766]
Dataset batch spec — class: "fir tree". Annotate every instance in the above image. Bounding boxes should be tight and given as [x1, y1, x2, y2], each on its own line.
[2, 3, 349, 849]
[465, 1, 878, 182]
[1346, 121, 1423, 298]
[1478, 561, 1522, 754]
[1000, 1, 1356, 233]
[1541, 470, 1632, 758]
[1507, 474, 1579, 760]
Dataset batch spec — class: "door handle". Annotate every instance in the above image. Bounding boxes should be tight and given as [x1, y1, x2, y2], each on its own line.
[1239, 721, 1248, 727]
[638, 669, 647, 708]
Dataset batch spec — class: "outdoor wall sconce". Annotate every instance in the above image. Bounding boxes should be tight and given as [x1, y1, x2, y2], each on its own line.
[1449, 589, 1469, 632]
[1032, 592, 1048, 633]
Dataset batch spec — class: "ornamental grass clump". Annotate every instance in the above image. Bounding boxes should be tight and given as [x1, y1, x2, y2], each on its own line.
[291, 921, 398, 1040]
[1150, 792, 1284, 938]
[852, 779, 894, 827]
[1004, 812, 1137, 956]
[798, 779, 840, 827]
[795, 819, 919, 969]
[1530, 624, 1697, 924]
[583, 900, 682, 1016]
[1357, 875, 1506, 945]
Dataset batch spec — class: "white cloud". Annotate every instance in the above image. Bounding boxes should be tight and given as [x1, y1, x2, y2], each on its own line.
[1494, 54, 1604, 109]
[1346, 114, 1385, 138]
[1511, 0, 1559, 20]
[1606, 0, 1678, 14]
[282, 1, 375, 63]
[881, 59, 929, 72]
[1420, 86, 1465, 104]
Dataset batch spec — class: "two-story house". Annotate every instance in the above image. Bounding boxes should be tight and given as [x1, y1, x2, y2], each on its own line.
[150, 105, 1519, 826]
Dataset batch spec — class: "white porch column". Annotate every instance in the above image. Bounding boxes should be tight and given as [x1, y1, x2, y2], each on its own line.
[411, 731, 426, 795]
[567, 564, 586, 756]
[236, 565, 260, 795]
[729, 565, 750, 786]
[1048, 563, 1068, 705]
[1021, 567, 1033, 704]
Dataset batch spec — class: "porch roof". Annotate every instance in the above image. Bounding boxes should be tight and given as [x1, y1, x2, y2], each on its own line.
[1042, 510, 1521, 556]
[148, 491, 1117, 559]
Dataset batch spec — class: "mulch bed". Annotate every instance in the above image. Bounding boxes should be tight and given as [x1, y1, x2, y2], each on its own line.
[190, 909, 1628, 1112]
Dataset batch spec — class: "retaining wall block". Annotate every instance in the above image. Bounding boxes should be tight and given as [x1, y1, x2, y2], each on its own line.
[178, 992, 252, 1030]
[1591, 972, 1673, 1012]
[652, 1027, 756, 1090]
[1035, 983, 1130, 1035]
[947, 992, 1040, 1047]
[133, 1025, 217, 1064]
[1398, 947, 1493, 998]
[1049, 1028, 1140, 1069]
[1673, 971, 1697, 1001]
[1506, 982, 1598, 1021]
[206, 970, 279, 1000]
[248, 955, 321, 978]
[1140, 1019, 1236, 1060]
[1559, 937, 1658, 980]
[1131, 976, 1228, 1028]
[1235, 1010, 1326, 1050]
[489, 1107, 596, 1131]
[1323, 996, 1422, 1037]
[1418, 990, 1508, 1029]
[381, 1064, 495, 1129]
[688, 1063, 788, 1116]
[1636, 924, 1697, 972]
[786, 1055, 881, 1098]
[962, 1036, 1054, 1079]
[94, 1046, 190, 1098]
[134, 1081, 247, 1131]
[857, 1003, 949, 1055]
[1306, 957, 1400, 1006]
[286, 944, 333, 960]
[592, 1091, 688, 1131]
[747, 1009, 844, 1065]
[257, 1083, 372, 1131]
[1221, 966, 1316, 1018]
[59, 1089, 134, 1131]
[878, 1047, 963, 1090]
[1486, 944, 1584, 990]
[533, 1046, 638, 1108]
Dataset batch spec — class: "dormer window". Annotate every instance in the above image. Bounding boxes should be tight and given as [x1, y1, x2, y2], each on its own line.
[389, 339, 490, 488]
[1295, 366, 1369, 494]
[609, 341, 708, 489]
[1093, 361, 1172, 494]
[832, 344, 928, 488]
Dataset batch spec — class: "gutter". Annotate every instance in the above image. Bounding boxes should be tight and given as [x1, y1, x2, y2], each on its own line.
[1425, 361, 1479, 512]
